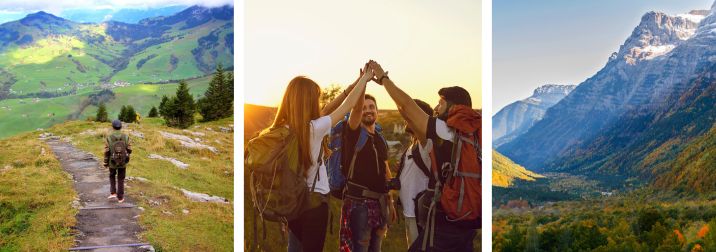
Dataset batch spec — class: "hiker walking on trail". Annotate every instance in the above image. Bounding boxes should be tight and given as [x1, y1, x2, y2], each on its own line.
[394, 99, 435, 247]
[104, 120, 132, 203]
[246, 62, 374, 252]
[368, 61, 481, 252]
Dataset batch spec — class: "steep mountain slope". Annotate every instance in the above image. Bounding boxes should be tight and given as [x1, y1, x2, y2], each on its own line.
[655, 122, 716, 193]
[493, 84, 575, 147]
[493, 150, 543, 187]
[552, 62, 716, 187]
[499, 8, 713, 171]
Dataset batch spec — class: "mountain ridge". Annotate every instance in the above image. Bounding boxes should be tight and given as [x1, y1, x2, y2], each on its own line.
[493, 84, 575, 147]
[498, 5, 716, 172]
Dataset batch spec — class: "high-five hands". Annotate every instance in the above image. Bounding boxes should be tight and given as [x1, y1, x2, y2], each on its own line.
[364, 60, 388, 85]
[359, 60, 375, 84]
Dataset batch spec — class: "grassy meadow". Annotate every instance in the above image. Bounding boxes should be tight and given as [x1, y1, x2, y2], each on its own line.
[0, 130, 77, 251]
[1, 116, 234, 251]
[49, 117, 234, 251]
[0, 73, 217, 139]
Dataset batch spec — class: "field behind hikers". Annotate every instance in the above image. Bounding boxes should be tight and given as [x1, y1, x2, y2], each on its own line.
[2, 117, 234, 251]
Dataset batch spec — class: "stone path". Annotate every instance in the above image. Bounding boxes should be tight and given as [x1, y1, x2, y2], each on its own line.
[45, 136, 153, 252]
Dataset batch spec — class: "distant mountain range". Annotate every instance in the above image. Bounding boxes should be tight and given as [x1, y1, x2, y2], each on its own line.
[493, 84, 575, 147]
[58, 6, 190, 24]
[0, 5, 233, 99]
[497, 1, 716, 193]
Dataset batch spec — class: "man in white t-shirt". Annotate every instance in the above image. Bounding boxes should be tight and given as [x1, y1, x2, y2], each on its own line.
[395, 99, 435, 246]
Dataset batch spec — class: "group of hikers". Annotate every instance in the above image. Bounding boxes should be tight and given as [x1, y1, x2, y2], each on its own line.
[247, 60, 481, 252]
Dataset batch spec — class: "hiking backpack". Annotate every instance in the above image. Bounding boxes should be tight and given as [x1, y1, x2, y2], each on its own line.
[326, 114, 386, 198]
[419, 106, 482, 250]
[245, 126, 320, 223]
[107, 133, 129, 167]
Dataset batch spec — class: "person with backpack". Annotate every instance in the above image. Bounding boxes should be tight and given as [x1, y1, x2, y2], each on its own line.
[338, 92, 397, 252]
[246, 62, 375, 252]
[368, 61, 481, 252]
[104, 120, 132, 203]
[395, 99, 435, 247]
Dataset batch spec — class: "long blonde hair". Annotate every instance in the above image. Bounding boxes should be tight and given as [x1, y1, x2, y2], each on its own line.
[271, 76, 322, 175]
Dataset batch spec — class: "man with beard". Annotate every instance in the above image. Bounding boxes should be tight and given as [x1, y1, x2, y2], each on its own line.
[368, 61, 480, 252]
[339, 93, 397, 252]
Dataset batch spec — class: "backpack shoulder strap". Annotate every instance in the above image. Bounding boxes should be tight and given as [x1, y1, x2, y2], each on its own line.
[396, 148, 409, 179]
[355, 127, 370, 152]
[411, 145, 432, 178]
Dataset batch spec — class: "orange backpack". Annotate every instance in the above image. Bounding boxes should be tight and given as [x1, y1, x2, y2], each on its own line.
[420, 105, 481, 250]
[439, 105, 481, 222]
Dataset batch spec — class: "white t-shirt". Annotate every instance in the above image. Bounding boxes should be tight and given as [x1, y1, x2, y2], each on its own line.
[304, 115, 332, 195]
[399, 139, 433, 217]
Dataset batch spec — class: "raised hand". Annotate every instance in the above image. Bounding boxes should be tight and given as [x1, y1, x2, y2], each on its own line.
[368, 60, 388, 85]
[359, 61, 375, 83]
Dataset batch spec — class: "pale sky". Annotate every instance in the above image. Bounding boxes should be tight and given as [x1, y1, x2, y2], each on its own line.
[0, 0, 232, 13]
[493, 0, 713, 112]
[245, 0, 481, 110]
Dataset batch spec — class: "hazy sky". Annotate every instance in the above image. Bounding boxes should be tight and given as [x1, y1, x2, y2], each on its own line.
[0, 0, 232, 23]
[493, 0, 713, 113]
[245, 0, 481, 110]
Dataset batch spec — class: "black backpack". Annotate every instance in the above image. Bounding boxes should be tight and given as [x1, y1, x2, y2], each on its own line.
[107, 133, 129, 168]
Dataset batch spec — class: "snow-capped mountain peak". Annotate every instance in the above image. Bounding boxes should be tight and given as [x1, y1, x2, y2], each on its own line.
[618, 11, 701, 64]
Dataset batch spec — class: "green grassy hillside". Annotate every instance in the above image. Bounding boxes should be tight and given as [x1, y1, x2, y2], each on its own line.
[0, 74, 216, 139]
[0, 6, 233, 100]
[493, 150, 543, 188]
[0, 131, 77, 251]
[0, 117, 234, 251]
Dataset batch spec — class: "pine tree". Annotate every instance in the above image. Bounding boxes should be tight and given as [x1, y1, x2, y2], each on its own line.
[161, 98, 176, 125]
[125, 105, 137, 123]
[199, 64, 232, 121]
[119, 105, 127, 122]
[148, 106, 158, 117]
[224, 70, 234, 115]
[159, 96, 169, 116]
[164, 81, 195, 128]
[96, 102, 109, 122]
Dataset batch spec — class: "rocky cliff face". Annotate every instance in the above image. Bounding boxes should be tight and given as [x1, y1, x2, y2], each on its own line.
[499, 6, 716, 171]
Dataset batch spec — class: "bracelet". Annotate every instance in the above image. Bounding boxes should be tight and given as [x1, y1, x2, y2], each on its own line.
[379, 75, 390, 84]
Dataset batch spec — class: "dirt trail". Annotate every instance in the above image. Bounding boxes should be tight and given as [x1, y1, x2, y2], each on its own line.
[45, 136, 153, 252]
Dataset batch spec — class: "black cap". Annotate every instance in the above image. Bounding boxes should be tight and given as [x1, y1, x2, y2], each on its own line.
[438, 86, 472, 107]
[112, 120, 122, 130]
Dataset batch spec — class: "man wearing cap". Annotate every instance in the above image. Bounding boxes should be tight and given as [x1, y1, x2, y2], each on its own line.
[104, 120, 133, 203]
[368, 61, 480, 252]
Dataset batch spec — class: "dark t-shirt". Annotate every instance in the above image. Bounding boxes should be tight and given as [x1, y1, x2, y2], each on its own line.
[426, 117, 456, 188]
[342, 124, 389, 195]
